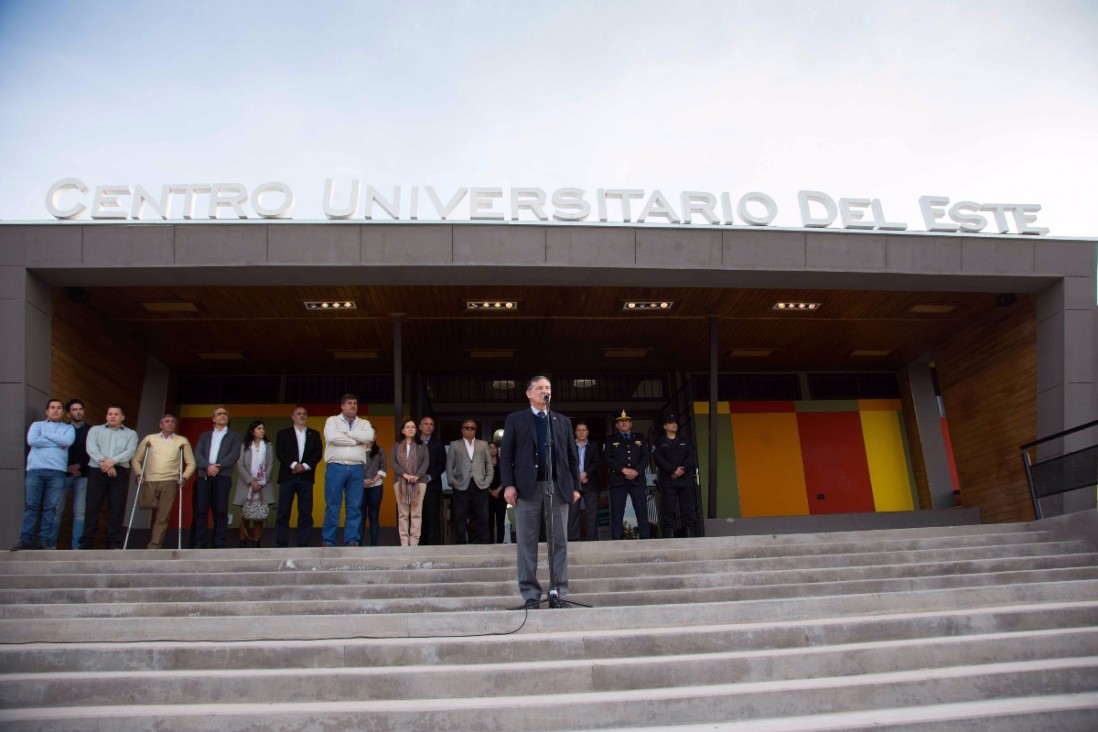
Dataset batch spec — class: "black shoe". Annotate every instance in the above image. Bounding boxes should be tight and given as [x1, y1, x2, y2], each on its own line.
[9, 541, 34, 551]
[548, 590, 571, 609]
[518, 597, 540, 610]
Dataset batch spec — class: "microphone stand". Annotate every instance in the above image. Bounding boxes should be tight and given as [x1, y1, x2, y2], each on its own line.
[540, 394, 590, 610]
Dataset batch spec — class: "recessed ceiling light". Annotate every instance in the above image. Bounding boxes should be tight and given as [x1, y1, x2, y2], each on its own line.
[491, 380, 516, 390]
[572, 379, 597, 388]
[773, 302, 821, 311]
[467, 301, 518, 311]
[304, 301, 357, 311]
[623, 301, 674, 311]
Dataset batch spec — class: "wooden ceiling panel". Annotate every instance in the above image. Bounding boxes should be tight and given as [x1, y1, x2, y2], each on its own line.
[61, 285, 1025, 376]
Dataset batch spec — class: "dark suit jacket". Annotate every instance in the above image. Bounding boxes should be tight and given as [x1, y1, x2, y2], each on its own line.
[194, 429, 243, 473]
[577, 440, 601, 492]
[275, 426, 323, 485]
[500, 408, 579, 503]
[419, 436, 447, 494]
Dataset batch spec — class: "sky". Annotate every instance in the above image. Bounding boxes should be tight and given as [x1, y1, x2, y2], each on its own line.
[1, 0, 1096, 238]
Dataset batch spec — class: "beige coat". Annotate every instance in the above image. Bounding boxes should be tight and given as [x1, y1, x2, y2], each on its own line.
[233, 441, 277, 505]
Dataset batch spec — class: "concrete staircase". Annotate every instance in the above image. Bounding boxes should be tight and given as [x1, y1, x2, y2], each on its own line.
[2, 511, 1098, 731]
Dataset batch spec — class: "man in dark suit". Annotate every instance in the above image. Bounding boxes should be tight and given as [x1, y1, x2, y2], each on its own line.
[604, 409, 651, 540]
[567, 420, 601, 541]
[193, 406, 243, 549]
[501, 375, 580, 609]
[275, 406, 323, 548]
[417, 415, 447, 545]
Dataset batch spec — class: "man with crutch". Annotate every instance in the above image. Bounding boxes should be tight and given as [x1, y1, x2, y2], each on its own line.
[130, 414, 195, 550]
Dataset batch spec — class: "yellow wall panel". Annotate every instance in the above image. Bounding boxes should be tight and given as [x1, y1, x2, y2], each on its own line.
[861, 410, 915, 512]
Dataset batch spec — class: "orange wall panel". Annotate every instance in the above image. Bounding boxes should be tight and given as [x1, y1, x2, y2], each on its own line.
[731, 412, 809, 517]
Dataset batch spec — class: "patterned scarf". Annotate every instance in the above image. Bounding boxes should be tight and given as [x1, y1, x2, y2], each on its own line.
[399, 441, 419, 504]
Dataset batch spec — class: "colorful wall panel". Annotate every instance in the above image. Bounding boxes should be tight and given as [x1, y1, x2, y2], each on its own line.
[694, 399, 917, 519]
[730, 403, 810, 517]
[693, 401, 736, 520]
[797, 410, 875, 514]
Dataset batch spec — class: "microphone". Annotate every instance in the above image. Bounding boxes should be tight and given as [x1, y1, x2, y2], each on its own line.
[543, 393, 551, 404]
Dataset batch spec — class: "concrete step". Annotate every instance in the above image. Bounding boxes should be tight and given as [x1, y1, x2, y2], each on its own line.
[5, 552, 1096, 606]
[600, 694, 1098, 731]
[4, 566, 1097, 620]
[0, 528, 1073, 575]
[5, 626, 1098, 708]
[1, 514, 1095, 731]
[1, 540, 1089, 590]
[4, 580, 1098, 645]
[2, 658, 1096, 731]
[5, 600, 1095, 673]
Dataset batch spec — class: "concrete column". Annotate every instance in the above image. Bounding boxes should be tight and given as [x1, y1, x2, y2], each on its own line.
[0, 268, 53, 546]
[906, 353, 958, 510]
[127, 356, 172, 530]
[1036, 271, 1098, 513]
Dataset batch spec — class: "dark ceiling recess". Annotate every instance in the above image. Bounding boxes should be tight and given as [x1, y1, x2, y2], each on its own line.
[73, 285, 1019, 376]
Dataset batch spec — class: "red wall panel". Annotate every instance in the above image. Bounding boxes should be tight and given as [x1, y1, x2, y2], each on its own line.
[797, 412, 875, 514]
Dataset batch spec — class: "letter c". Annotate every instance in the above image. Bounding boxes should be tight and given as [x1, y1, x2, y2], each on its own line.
[46, 177, 89, 219]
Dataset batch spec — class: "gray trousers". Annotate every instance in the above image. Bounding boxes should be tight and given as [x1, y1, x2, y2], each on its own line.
[515, 481, 570, 602]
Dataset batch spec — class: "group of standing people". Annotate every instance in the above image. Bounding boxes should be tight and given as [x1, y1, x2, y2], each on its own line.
[14, 390, 697, 557]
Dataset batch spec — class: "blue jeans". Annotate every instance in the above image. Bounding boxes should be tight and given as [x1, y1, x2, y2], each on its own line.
[20, 469, 67, 547]
[323, 463, 364, 546]
[362, 482, 383, 546]
[54, 475, 87, 549]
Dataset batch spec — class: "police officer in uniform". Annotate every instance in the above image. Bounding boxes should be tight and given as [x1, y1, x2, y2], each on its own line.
[653, 413, 697, 538]
[603, 409, 651, 539]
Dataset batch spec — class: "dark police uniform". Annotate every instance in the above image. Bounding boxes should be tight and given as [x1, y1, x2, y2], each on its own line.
[652, 421, 697, 538]
[603, 412, 651, 539]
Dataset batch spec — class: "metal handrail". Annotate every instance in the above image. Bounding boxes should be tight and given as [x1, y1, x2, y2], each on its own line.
[1019, 419, 1098, 451]
[1020, 420, 1098, 519]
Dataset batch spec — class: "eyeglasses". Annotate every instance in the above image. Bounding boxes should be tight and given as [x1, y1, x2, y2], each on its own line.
[462, 426, 476, 431]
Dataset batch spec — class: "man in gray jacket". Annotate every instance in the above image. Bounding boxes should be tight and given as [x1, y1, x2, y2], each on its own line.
[193, 406, 242, 549]
[445, 419, 494, 544]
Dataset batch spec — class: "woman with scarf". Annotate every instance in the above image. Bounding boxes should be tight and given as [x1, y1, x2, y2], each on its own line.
[390, 418, 429, 546]
[233, 420, 275, 547]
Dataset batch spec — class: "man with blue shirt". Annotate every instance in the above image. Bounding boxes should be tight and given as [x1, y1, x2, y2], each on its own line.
[81, 404, 139, 550]
[12, 398, 75, 550]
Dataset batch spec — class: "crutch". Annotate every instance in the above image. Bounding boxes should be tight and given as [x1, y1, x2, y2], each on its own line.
[177, 446, 185, 549]
[123, 441, 152, 550]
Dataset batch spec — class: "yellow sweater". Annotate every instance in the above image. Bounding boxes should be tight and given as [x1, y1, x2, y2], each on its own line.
[132, 434, 197, 482]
